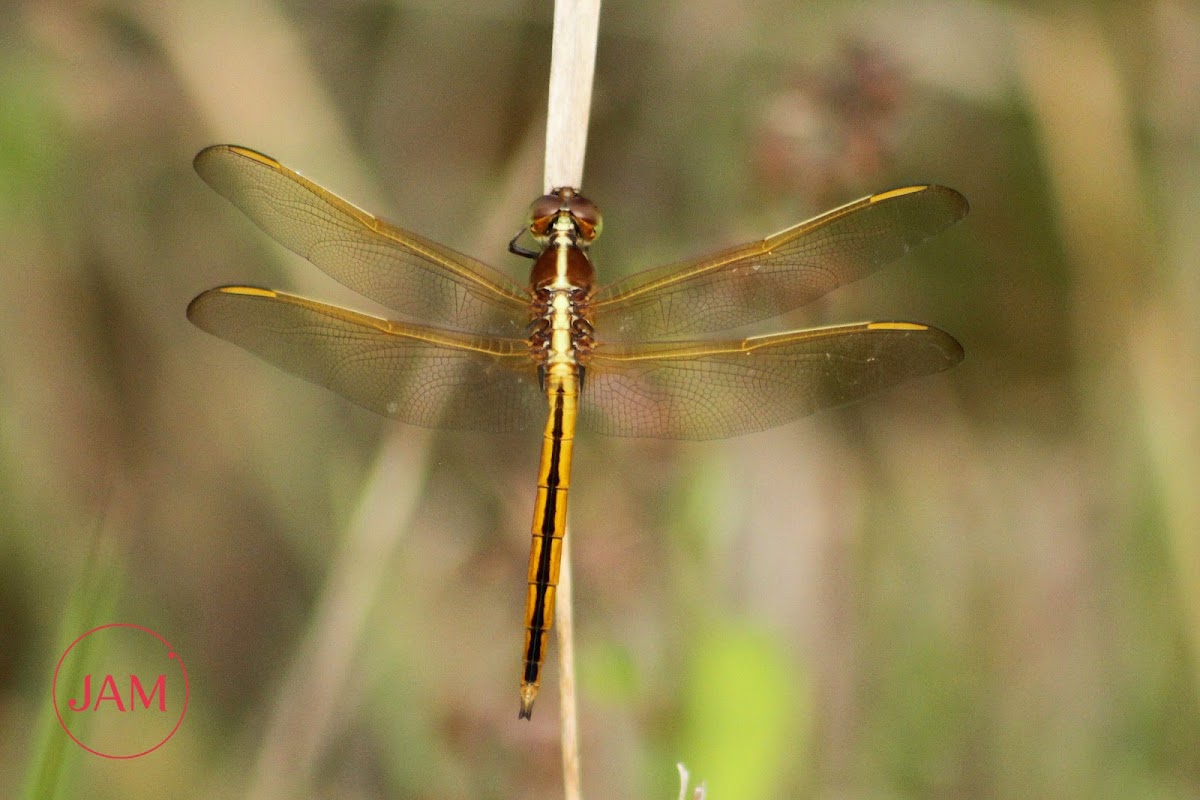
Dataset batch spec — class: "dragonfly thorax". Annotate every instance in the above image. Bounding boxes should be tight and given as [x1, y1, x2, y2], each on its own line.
[529, 245, 596, 294]
[528, 223, 597, 373]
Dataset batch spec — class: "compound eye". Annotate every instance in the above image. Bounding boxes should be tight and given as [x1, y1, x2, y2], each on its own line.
[565, 194, 603, 242]
[526, 194, 562, 238]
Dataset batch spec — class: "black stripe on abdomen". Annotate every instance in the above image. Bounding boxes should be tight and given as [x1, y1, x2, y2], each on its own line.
[524, 385, 566, 681]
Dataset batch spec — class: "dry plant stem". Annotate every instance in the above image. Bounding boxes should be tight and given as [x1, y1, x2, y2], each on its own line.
[544, 0, 601, 192]
[557, 531, 581, 798]
[1017, 10, 1200, 693]
[544, 2, 600, 799]
[250, 428, 429, 798]
[146, 5, 405, 796]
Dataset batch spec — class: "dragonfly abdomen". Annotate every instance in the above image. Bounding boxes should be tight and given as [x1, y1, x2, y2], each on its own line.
[519, 367, 579, 719]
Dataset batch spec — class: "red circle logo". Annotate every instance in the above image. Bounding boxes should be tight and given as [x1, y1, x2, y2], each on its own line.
[52, 623, 189, 758]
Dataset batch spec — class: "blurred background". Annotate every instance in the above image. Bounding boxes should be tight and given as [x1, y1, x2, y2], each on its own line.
[1, 0, 1198, 797]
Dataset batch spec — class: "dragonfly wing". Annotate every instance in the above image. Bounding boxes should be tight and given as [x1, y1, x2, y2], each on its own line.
[195, 145, 531, 336]
[580, 323, 963, 439]
[188, 287, 545, 432]
[591, 186, 968, 339]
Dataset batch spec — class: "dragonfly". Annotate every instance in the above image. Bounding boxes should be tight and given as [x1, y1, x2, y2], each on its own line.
[187, 144, 968, 719]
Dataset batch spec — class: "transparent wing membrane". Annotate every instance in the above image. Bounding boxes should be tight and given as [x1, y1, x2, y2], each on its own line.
[580, 322, 963, 439]
[194, 145, 531, 335]
[187, 287, 544, 432]
[590, 186, 968, 339]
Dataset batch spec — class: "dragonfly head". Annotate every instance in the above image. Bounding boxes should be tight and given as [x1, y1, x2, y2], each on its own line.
[526, 187, 603, 248]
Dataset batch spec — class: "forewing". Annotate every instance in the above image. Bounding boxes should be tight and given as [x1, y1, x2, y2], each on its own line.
[188, 287, 545, 432]
[580, 322, 963, 439]
[194, 145, 531, 335]
[591, 186, 968, 339]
